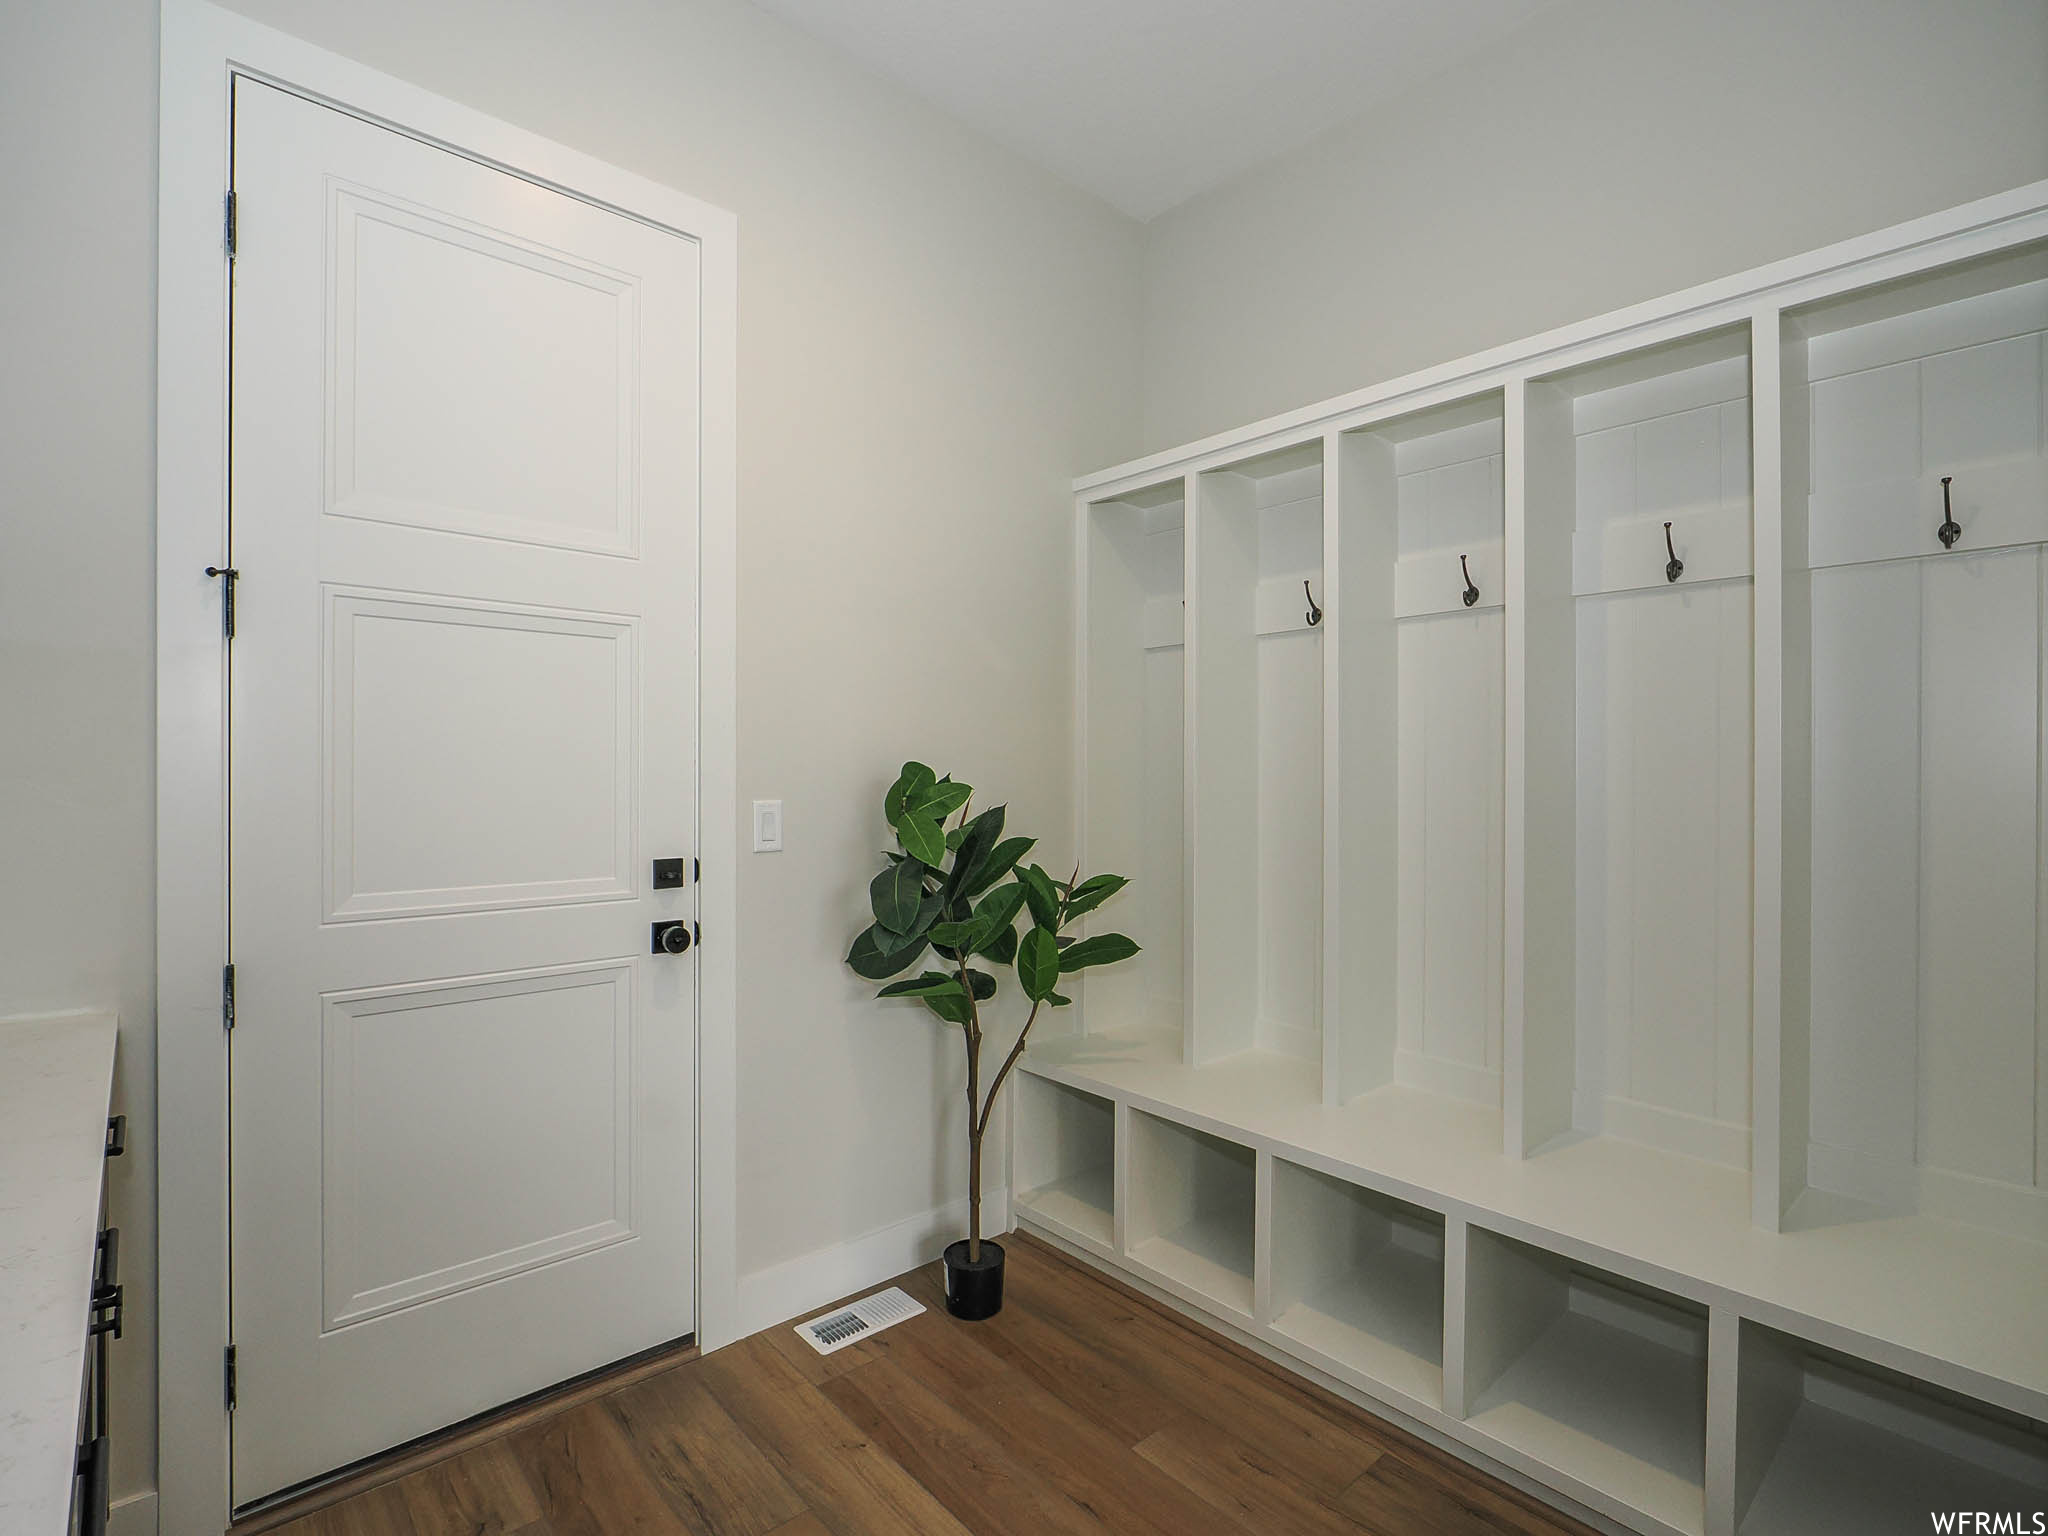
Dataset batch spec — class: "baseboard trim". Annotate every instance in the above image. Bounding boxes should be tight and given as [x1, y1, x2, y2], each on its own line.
[732, 1186, 1010, 1340]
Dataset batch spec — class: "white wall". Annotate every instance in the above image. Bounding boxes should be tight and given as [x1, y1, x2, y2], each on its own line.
[0, 0, 1141, 1514]
[1138, 0, 2048, 453]
[0, 1, 165, 1521]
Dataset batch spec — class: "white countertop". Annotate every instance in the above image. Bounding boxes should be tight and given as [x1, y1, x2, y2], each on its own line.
[0, 1012, 119, 1536]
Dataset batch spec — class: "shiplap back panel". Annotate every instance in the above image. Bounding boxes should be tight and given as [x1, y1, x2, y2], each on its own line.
[1571, 360, 1755, 1167]
[1333, 430, 1400, 1104]
[1803, 278, 2048, 1236]
[1393, 421, 1506, 1107]
[1084, 498, 1186, 1040]
[1190, 472, 1262, 1063]
[1254, 466, 1324, 1062]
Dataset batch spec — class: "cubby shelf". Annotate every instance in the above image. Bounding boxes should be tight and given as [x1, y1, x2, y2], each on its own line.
[1463, 1230, 1709, 1536]
[1011, 1074, 1115, 1254]
[1513, 327, 1757, 1173]
[1734, 1324, 2048, 1536]
[1762, 238, 2048, 1247]
[1269, 1159, 1444, 1411]
[1123, 1108, 1257, 1319]
[1035, 182, 2048, 1536]
[1331, 394, 1508, 1116]
[1018, 1031, 2048, 1421]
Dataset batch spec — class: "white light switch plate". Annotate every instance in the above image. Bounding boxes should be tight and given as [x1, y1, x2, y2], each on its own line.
[753, 799, 784, 852]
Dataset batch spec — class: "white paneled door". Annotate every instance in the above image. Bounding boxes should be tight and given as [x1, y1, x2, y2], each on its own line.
[227, 80, 698, 1504]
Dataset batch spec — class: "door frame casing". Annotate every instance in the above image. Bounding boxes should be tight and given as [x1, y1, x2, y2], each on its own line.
[155, 4, 741, 1530]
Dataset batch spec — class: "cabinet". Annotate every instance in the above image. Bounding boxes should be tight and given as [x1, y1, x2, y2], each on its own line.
[1020, 183, 2048, 1536]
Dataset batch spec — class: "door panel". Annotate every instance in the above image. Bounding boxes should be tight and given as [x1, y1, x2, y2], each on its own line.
[228, 79, 698, 1503]
[328, 184, 640, 552]
[325, 591, 636, 918]
[319, 962, 636, 1329]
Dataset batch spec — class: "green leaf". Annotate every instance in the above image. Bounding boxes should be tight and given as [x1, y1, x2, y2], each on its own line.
[846, 922, 928, 980]
[877, 970, 976, 1026]
[945, 825, 968, 850]
[870, 860, 927, 934]
[877, 971, 966, 1001]
[960, 835, 1035, 901]
[905, 777, 972, 823]
[1017, 927, 1060, 1001]
[967, 882, 1027, 950]
[907, 891, 944, 935]
[1071, 873, 1127, 897]
[921, 990, 973, 1025]
[1018, 865, 1061, 930]
[897, 813, 947, 867]
[965, 968, 998, 1002]
[1056, 933, 1141, 972]
[943, 806, 1005, 899]
[1062, 873, 1130, 921]
[977, 925, 1018, 965]
[1048, 992, 1072, 1007]
[927, 920, 975, 949]
[884, 762, 936, 824]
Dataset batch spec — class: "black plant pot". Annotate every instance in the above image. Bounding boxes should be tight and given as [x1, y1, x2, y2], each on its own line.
[941, 1238, 1005, 1320]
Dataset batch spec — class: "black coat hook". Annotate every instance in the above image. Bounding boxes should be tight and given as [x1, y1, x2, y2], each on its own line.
[1664, 522, 1684, 584]
[1937, 475, 1962, 549]
[1460, 554, 1480, 608]
[1303, 579, 1323, 627]
[205, 564, 240, 637]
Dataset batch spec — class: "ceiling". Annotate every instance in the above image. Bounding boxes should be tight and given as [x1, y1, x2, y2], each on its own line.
[747, 0, 1552, 221]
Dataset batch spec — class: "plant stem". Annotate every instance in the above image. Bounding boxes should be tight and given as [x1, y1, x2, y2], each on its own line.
[959, 862, 1082, 1271]
[958, 947, 983, 1263]
[950, 794, 982, 1261]
[975, 998, 1041, 1142]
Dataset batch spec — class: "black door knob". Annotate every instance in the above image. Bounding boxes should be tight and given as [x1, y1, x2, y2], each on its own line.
[652, 921, 693, 955]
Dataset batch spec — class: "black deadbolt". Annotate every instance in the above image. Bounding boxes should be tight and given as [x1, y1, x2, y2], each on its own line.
[652, 857, 688, 889]
[652, 920, 693, 955]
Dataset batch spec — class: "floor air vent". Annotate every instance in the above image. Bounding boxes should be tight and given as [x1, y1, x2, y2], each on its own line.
[793, 1285, 925, 1355]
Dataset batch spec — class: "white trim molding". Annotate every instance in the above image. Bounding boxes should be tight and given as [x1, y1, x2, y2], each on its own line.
[734, 1188, 1013, 1342]
[1075, 179, 2048, 500]
[155, 5, 739, 1532]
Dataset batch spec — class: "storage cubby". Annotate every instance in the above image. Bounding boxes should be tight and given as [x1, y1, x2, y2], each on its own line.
[1515, 329, 1755, 1166]
[1332, 394, 1506, 1111]
[1460, 1227, 1710, 1535]
[1079, 478, 1188, 1044]
[1041, 192, 2048, 1536]
[1188, 441, 1325, 1069]
[1268, 1159, 1444, 1407]
[1771, 242, 2048, 1241]
[1124, 1109, 1257, 1317]
[1733, 1322, 2048, 1535]
[1011, 1075, 1115, 1251]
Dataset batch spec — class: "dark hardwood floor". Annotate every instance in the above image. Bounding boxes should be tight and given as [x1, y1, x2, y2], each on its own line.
[255, 1231, 1594, 1536]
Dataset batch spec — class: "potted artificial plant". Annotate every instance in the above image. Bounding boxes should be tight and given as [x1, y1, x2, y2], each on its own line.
[846, 762, 1139, 1319]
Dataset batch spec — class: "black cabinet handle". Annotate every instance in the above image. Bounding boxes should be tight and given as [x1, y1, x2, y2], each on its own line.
[93, 1227, 119, 1302]
[76, 1434, 109, 1536]
[90, 1227, 122, 1341]
[105, 1114, 125, 1158]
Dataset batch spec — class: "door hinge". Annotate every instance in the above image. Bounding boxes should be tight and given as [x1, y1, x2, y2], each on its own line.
[224, 1344, 238, 1411]
[224, 190, 237, 262]
[222, 963, 236, 1031]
